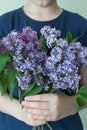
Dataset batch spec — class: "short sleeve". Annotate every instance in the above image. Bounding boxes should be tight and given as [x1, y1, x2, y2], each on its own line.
[80, 29, 87, 47]
[79, 17, 87, 47]
[0, 16, 4, 39]
[0, 12, 13, 40]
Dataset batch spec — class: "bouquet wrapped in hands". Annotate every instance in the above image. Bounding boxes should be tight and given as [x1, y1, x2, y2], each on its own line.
[0, 26, 87, 130]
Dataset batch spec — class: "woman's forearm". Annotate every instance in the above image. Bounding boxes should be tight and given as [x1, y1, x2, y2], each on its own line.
[0, 92, 47, 126]
[0, 92, 23, 121]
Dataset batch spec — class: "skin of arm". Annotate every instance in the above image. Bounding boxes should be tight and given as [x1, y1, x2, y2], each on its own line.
[77, 66, 87, 110]
[0, 93, 47, 126]
[0, 93, 25, 122]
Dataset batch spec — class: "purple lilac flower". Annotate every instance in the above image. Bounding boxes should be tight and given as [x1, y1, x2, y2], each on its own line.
[17, 71, 32, 90]
[57, 38, 68, 48]
[40, 26, 61, 38]
[45, 37, 87, 90]
[78, 47, 87, 66]
[1, 30, 21, 52]
[1, 26, 87, 92]
[22, 26, 38, 43]
[40, 26, 61, 48]
[46, 59, 81, 90]
[12, 27, 48, 90]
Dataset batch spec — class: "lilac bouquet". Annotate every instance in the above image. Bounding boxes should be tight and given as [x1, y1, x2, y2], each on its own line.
[0, 26, 87, 130]
[40, 26, 87, 108]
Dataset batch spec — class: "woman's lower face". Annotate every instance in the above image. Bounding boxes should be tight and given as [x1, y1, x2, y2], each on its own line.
[30, 0, 56, 7]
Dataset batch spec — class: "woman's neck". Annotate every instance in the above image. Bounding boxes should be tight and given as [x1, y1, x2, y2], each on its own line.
[23, 0, 63, 21]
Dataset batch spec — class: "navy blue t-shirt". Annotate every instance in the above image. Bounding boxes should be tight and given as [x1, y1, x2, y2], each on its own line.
[0, 7, 87, 130]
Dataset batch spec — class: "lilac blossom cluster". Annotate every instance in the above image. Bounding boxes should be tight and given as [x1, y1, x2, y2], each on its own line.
[1, 27, 48, 90]
[40, 26, 61, 48]
[41, 26, 87, 90]
[1, 26, 87, 92]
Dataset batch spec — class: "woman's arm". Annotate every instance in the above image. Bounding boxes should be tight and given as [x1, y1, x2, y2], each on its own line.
[0, 92, 47, 126]
[76, 66, 87, 110]
[79, 66, 87, 86]
[0, 93, 22, 119]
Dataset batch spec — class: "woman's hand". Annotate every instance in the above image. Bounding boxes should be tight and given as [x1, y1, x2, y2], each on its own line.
[22, 92, 78, 126]
[20, 106, 47, 126]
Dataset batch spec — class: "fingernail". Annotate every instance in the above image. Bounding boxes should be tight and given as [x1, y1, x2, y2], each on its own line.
[25, 97, 27, 100]
[21, 101, 24, 105]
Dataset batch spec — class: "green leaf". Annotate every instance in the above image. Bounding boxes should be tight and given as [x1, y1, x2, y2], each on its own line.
[23, 85, 43, 97]
[66, 31, 73, 43]
[0, 83, 4, 95]
[76, 95, 87, 108]
[39, 35, 47, 51]
[22, 82, 36, 97]
[18, 87, 23, 103]
[48, 88, 57, 93]
[3, 51, 14, 57]
[72, 36, 80, 42]
[66, 88, 73, 95]
[8, 69, 18, 100]
[0, 73, 8, 95]
[79, 86, 87, 98]
[0, 53, 11, 73]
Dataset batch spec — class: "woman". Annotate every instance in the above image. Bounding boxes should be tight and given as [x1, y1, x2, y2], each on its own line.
[0, 0, 87, 130]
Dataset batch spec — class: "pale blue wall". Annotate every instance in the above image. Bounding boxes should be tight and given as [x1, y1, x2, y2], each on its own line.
[58, 0, 87, 19]
[0, 0, 87, 19]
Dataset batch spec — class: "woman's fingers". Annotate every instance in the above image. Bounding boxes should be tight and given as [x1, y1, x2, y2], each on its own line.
[23, 106, 51, 116]
[22, 101, 50, 109]
[25, 94, 52, 102]
[27, 114, 47, 126]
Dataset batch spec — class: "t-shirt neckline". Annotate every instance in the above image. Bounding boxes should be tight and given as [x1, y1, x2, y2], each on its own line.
[20, 6, 65, 24]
